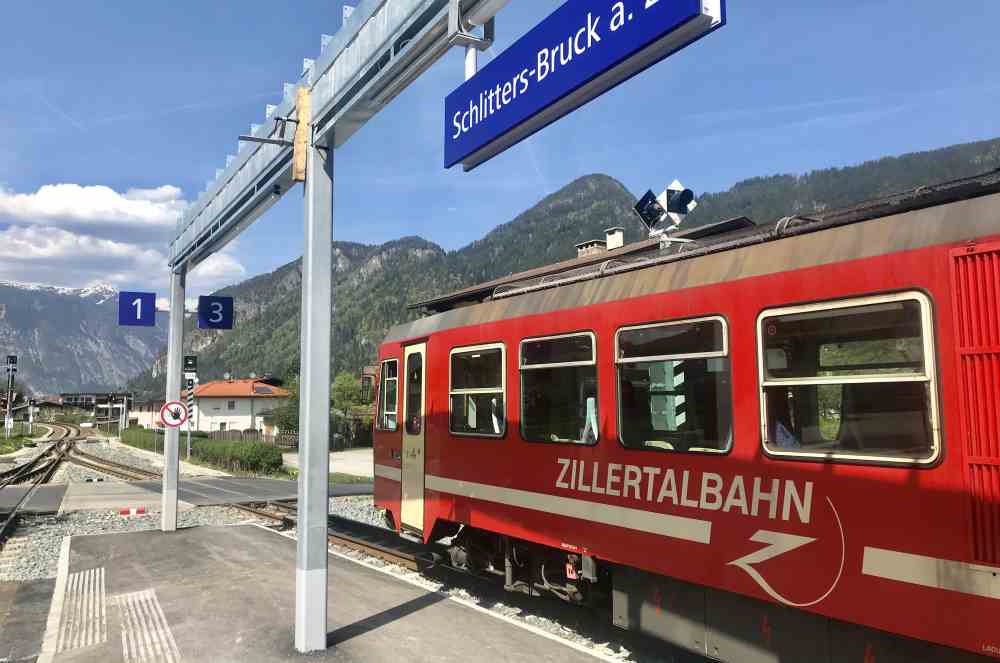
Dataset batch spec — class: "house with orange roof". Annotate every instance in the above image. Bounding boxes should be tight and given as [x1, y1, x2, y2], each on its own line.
[134, 377, 289, 434]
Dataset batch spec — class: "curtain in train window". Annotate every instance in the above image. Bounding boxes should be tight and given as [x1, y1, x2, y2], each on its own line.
[520, 333, 598, 444]
[759, 293, 938, 462]
[377, 359, 398, 431]
[450, 345, 505, 437]
[616, 317, 732, 453]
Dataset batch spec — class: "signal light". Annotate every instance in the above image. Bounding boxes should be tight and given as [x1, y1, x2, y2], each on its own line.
[633, 180, 698, 234]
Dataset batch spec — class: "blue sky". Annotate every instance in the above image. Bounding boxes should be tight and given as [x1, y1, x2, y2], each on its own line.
[1, 0, 998, 300]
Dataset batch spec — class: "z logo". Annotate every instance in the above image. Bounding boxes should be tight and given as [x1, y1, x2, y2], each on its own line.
[728, 497, 845, 607]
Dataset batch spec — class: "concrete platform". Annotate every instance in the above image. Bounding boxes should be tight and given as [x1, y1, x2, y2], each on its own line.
[39, 525, 598, 663]
[0, 485, 67, 514]
[0, 578, 56, 661]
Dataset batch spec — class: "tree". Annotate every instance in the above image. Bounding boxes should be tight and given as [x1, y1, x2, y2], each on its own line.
[268, 375, 300, 433]
[331, 372, 361, 413]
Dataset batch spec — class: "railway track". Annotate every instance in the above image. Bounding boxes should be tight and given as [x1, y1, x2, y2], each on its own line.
[67, 447, 160, 481]
[26, 442, 430, 572]
[252, 499, 436, 572]
[0, 424, 81, 548]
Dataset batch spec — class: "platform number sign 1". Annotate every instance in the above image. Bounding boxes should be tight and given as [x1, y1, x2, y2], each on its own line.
[118, 291, 157, 327]
[197, 295, 234, 330]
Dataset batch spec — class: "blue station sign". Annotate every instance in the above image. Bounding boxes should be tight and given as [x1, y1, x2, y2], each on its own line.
[197, 295, 235, 330]
[118, 291, 157, 327]
[445, 0, 725, 171]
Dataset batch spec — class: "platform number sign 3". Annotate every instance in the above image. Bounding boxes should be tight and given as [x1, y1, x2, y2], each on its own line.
[197, 295, 234, 330]
[118, 291, 157, 327]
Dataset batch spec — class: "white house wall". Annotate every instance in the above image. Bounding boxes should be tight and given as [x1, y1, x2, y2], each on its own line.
[192, 397, 286, 433]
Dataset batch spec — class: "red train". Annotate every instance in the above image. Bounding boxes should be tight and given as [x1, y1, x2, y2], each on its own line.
[373, 172, 1000, 662]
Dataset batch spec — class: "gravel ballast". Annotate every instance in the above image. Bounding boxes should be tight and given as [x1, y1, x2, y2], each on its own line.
[73, 439, 164, 476]
[0, 508, 266, 583]
[328, 495, 386, 529]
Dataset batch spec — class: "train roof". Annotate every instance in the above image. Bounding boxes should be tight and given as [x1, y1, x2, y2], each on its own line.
[387, 169, 1000, 344]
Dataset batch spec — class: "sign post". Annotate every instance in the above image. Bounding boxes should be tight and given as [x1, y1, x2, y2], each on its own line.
[444, 0, 725, 170]
[184, 375, 197, 460]
[4, 356, 16, 440]
[162, 271, 185, 532]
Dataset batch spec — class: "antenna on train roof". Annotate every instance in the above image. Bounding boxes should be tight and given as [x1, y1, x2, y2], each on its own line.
[633, 180, 698, 240]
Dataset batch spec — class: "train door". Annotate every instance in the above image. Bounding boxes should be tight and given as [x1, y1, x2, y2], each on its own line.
[401, 342, 426, 532]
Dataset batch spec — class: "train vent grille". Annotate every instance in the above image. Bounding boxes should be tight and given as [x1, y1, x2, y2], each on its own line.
[951, 242, 1000, 564]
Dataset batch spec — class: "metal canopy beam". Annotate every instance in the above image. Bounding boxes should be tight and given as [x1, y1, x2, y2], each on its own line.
[169, 0, 506, 274]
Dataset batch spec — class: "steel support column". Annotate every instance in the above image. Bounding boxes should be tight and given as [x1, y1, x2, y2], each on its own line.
[161, 268, 185, 532]
[295, 140, 332, 653]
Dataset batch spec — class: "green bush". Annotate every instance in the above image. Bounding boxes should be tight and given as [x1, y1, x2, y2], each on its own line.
[120, 428, 282, 474]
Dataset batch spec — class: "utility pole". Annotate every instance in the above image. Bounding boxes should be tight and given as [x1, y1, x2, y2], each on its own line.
[4, 356, 16, 440]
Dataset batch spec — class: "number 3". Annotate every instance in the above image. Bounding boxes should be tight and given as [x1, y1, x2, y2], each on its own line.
[209, 301, 224, 323]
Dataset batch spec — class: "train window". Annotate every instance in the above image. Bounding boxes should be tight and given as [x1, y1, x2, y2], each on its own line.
[405, 353, 423, 435]
[376, 359, 398, 431]
[449, 344, 505, 437]
[520, 332, 598, 445]
[616, 317, 732, 453]
[758, 292, 940, 464]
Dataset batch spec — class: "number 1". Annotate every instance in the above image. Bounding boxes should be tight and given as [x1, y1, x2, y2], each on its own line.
[132, 297, 142, 320]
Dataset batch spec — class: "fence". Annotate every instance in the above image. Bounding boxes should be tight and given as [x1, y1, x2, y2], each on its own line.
[207, 417, 372, 451]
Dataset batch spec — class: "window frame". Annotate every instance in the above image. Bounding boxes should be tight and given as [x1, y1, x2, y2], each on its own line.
[448, 342, 507, 438]
[615, 315, 733, 455]
[227, 400, 236, 411]
[756, 290, 941, 466]
[375, 358, 399, 432]
[519, 330, 600, 445]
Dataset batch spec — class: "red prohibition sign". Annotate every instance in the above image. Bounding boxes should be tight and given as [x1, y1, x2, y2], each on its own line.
[160, 400, 189, 428]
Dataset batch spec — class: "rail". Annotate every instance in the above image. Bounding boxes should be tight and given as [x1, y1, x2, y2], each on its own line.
[0, 425, 80, 548]
[68, 448, 160, 481]
[254, 499, 437, 572]
[18, 443, 430, 571]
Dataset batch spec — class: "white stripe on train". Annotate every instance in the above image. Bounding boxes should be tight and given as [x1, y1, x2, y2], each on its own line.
[410, 473, 1000, 601]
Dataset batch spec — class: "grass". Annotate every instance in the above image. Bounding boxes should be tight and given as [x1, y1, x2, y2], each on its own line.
[0, 422, 40, 454]
[283, 467, 371, 485]
[330, 472, 371, 485]
[0, 435, 33, 455]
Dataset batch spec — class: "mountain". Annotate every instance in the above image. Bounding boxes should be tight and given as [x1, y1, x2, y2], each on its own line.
[127, 174, 642, 398]
[0, 281, 167, 394]
[126, 135, 1000, 397]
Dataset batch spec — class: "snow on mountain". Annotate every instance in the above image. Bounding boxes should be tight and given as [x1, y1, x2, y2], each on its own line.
[0, 280, 118, 304]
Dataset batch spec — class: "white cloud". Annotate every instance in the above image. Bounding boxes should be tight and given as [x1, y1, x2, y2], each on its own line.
[0, 179, 249, 301]
[0, 224, 246, 298]
[0, 182, 186, 242]
[187, 246, 247, 293]
[124, 185, 183, 204]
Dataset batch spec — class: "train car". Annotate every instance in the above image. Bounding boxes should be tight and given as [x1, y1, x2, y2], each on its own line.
[372, 171, 1000, 662]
